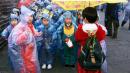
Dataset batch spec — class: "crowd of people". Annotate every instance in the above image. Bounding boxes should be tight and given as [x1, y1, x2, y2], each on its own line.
[1, 0, 130, 73]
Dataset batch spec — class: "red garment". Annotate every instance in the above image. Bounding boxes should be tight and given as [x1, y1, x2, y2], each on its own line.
[17, 0, 32, 8]
[28, 23, 35, 35]
[75, 24, 106, 73]
[21, 43, 37, 73]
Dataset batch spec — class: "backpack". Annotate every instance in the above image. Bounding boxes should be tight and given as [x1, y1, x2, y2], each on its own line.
[78, 35, 105, 70]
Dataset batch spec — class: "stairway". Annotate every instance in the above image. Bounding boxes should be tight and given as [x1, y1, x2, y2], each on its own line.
[0, 0, 18, 51]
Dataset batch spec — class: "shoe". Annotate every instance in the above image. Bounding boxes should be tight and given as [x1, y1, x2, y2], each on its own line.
[70, 65, 75, 68]
[121, 21, 126, 27]
[65, 64, 69, 67]
[112, 33, 117, 39]
[42, 64, 46, 69]
[47, 64, 52, 69]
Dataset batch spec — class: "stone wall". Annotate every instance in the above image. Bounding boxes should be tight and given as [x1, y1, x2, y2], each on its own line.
[0, 0, 18, 51]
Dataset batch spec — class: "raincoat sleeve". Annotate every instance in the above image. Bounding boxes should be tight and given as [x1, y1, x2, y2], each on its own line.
[34, 26, 42, 36]
[55, 15, 64, 28]
[57, 23, 64, 34]
[34, 20, 41, 29]
[100, 40, 108, 73]
[30, 23, 42, 37]
[100, 40, 107, 56]
[35, 23, 44, 32]
[51, 25, 57, 40]
[1, 27, 9, 39]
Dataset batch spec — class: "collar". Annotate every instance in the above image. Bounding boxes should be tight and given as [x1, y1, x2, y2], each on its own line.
[82, 21, 98, 33]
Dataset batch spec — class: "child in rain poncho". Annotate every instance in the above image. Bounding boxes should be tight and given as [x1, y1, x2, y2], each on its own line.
[1, 14, 19, 39]
[8, 6, 41, 73]
[36, 13, 57, 70]
[57, 11, 78, 67]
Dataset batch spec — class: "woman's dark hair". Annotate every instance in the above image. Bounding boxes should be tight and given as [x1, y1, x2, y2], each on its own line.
[82, 7, 98, 23]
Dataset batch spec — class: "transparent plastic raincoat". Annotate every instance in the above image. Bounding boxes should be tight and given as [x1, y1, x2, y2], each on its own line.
[8, 6, 41, 73]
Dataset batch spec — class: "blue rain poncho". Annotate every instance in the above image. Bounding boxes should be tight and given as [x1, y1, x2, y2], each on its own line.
[35, 13, 57, 65]
[1, 14, 18, 39]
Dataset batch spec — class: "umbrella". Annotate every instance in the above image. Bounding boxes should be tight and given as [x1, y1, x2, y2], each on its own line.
[104, 0, 127, 3]
[52, 0, 127, 10]
[52, 0, 106, 10]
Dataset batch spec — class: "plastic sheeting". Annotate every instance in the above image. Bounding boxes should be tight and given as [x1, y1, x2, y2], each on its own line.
[8, 21, 41, 73]
[1, 25, 13, 40]
[100, 40, 108, 73]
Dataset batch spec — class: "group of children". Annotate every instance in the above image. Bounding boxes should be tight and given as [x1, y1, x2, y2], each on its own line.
[1, 0, 108, 73]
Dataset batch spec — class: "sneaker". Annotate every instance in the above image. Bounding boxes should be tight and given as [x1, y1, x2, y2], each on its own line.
[42, 64, 46, 69]
[47, 64, 52, 69]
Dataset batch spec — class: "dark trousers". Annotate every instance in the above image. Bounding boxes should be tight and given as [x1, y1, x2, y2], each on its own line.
[105, 15, 119, 38]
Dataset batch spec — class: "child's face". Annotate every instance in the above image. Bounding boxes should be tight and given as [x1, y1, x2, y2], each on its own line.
[65, 18, 72, 24]
[11, 19, 18, 26]
[78, 14, 81, 19]
[28, 15, 33, 23]
[42, 18, 49, 26]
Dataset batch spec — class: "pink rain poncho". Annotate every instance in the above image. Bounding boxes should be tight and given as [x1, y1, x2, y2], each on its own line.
[8, 6, 41, 73]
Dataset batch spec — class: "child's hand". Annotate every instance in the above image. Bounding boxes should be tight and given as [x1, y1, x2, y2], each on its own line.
[65, 38, 73, 48]
[35, 32, 42, 36]
[65, 38, 69, 42]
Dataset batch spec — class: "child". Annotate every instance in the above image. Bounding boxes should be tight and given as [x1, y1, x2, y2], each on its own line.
[36, 13, 56, 70]
[75, 7, 107, 73]
[1, 14, 18, 39]
[1, 13, 19, 71]
[8, 6, 41, 73]
[77, 11, 83, 25]
[57, 11, 78, 67]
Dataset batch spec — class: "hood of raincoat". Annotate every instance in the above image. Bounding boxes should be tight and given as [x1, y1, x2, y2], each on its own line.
[63, 11, 73, 27]
[20, 6, 35, 23]
[12, 8, 19, 13]
[41, 13, 50, 21]
[10, 13, 19, 20]
[63, 11, 72, 19]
